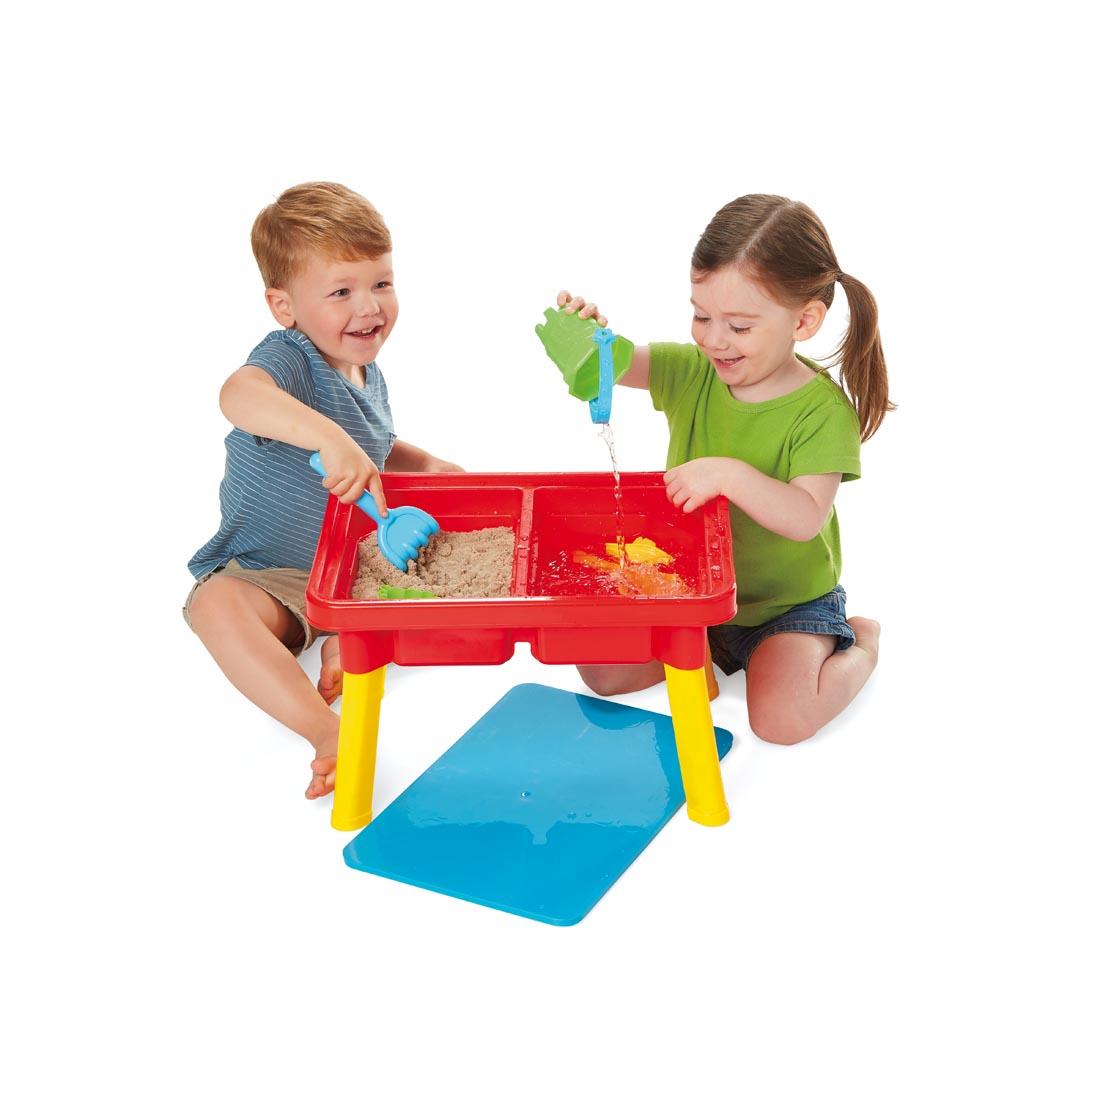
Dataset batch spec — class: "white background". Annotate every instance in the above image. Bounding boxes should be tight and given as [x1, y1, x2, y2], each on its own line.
[3, 2, 1097, 1097]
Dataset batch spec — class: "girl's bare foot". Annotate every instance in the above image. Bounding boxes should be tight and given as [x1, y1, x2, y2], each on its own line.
[317, 636, 344, 705]
[305, 731, 339, 799]
[847, 616, 881, 665]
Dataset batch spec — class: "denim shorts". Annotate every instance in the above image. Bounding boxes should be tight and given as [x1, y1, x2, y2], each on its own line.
[707, 585, 856, 675]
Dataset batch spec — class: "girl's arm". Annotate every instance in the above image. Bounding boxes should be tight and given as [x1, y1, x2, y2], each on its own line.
[219, 365, 387, 511]
[617, 344, 650, 390]
[665, 458, 841, 542]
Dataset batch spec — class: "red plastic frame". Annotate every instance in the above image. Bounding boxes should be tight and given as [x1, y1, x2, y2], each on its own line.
[306, 471, 736, 674]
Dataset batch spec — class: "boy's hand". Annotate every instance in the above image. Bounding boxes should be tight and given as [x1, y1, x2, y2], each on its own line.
[557, 290, 607, 327]
[317, 436, 387, 515]
[664, 458, 741, 514]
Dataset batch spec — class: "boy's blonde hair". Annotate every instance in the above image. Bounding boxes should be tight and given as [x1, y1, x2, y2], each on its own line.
[251, 182, 392, 289]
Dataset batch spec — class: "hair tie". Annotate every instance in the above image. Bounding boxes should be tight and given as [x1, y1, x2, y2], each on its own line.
[835, 271, 845, 283]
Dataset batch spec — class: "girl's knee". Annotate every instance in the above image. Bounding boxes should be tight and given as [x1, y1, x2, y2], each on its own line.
[748, 701, 819, 746]
[578, 665, 627, 697]
[578, 662, 663, 698]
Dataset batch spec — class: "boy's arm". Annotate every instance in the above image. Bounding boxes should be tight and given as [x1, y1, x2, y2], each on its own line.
[219, 365, 388, 511]
[386, 438, 465, 473]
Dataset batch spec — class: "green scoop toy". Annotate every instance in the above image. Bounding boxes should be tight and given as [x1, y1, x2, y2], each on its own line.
[536, 307, 633, 424]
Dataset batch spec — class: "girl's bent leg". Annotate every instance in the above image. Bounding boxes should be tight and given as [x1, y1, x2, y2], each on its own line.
[579, 650, 720, 700]
[578, 660, 666, 697]
[746, 617, 881, 745]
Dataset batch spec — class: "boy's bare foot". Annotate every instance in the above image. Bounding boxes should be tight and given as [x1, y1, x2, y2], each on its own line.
[305, 756, 336, 799]
[847, 616, 881, 664]
[305, 729, 339, 799]
[318, 636, 344, 705]
[306, 741, 338, 799]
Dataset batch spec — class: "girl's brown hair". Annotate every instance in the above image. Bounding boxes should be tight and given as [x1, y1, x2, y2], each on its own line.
[692, 195, 893, 440]
[251, 181, 392, 290]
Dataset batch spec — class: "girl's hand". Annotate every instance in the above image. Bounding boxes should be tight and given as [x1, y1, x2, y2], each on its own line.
[551, 289, 652, 390]
[317, 435, 387, 514]
[557, 289, 608, 327]
[664, 458, 742, 514]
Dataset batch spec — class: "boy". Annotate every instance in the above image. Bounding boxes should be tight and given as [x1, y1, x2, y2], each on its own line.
[184, 182, 461, 800]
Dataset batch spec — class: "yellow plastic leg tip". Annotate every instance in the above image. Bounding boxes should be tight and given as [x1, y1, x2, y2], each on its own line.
[687, 805, 730, 827]
[331, 810, 373, 832]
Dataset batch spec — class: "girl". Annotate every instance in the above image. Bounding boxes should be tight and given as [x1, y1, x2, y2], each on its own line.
[560, 194, 892, 746]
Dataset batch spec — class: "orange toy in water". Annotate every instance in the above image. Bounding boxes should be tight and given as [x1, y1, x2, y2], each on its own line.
[572, 542, 690, 597]
[604, 536, 674, 565]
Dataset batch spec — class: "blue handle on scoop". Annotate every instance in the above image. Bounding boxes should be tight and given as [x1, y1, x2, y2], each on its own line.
[309, 451, 383, 522]
[589, 326, 616, 425]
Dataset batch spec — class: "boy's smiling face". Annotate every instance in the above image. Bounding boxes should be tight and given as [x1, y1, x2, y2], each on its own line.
[265, 252, 398, 379]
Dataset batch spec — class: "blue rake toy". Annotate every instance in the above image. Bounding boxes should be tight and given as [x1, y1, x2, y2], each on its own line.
[309, 452, 440, 572]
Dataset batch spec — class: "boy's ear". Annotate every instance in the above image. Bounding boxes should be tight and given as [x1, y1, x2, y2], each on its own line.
[793, 300, 827, 343]
[265, 287, 295, 328]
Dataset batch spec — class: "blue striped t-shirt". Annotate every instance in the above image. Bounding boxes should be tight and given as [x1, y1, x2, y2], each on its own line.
[188, 328, 396, 578]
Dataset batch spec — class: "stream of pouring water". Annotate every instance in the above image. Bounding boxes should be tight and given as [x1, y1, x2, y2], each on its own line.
[598, 423, 626, 568]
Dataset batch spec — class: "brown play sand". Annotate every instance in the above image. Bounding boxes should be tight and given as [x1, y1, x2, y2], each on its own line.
[352, 526, 515, 599]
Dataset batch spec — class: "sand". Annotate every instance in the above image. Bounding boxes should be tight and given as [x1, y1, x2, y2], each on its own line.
[352, 526, 515, 599]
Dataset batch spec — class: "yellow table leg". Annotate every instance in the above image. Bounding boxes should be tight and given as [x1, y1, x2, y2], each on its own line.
[664, 664, 730, 826]
[331, 666, 386, 832]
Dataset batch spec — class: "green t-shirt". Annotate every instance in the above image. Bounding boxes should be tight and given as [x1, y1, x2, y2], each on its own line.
[650, 343, 861, 627]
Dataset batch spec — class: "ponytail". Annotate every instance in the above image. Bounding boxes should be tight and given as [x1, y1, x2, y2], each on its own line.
[830, 273, 894, 441]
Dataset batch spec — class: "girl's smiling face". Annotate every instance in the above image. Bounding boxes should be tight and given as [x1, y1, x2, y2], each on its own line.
[690, 265, 826, 400]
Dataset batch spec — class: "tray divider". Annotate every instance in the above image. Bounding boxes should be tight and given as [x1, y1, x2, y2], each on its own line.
[511, 487, 535, 597]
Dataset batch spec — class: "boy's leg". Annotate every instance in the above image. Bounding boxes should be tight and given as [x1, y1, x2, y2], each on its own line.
[745, 617, 881, 746]
[187, 574, 340, 798]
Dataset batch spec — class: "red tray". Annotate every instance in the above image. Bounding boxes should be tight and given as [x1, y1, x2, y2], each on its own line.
[306, 472, 736, 674]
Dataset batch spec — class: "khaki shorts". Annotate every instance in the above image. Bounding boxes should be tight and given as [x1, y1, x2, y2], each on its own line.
[183, 559, 329, 656]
